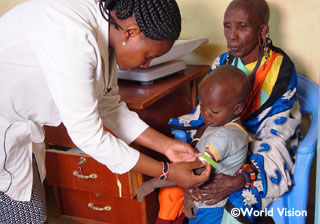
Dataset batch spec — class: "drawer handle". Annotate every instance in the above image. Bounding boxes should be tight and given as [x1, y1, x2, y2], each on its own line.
[73, 171, 98, 179]
[88, 203, 112, 211]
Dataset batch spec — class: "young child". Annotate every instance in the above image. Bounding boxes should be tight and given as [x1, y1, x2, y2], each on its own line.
[137, 65, 251, 224]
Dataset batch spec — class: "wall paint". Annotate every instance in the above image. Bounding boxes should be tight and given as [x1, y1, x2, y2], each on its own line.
[1, 0, 319, 84]
[0, 0, 25, 15]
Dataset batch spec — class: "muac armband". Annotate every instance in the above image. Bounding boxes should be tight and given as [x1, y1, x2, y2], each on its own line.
[199, 152, 218, 169]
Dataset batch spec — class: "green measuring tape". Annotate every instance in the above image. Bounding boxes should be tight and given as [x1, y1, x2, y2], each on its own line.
[199, 152, 218, 169]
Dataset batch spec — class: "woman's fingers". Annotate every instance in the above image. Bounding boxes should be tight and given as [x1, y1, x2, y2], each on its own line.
[168, 161, 210, 188]
[197, 174, 246, 204]
[165, 141, 198, 162]
[185, 188, 202, 201]
[194, 163, 211, 183]
[205, 199, 218, 206]
[189, 162, 211, 187]
[188, 160, 209, 170]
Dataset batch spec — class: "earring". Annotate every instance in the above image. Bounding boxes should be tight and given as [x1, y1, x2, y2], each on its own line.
[122, 41, 127, 46]
[259, 34, 264, 48]
[263, 33, 271, 70]
[226, 49, 231, 64]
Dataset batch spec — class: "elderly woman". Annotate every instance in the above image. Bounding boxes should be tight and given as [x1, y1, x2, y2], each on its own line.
[161, 0, 301, 223]
[199, 0, 301, 222]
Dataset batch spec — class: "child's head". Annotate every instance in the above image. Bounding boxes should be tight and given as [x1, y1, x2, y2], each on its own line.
[198, 65, 249, 127]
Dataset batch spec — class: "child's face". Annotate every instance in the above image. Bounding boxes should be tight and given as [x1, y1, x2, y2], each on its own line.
[198, 79, 238, 127]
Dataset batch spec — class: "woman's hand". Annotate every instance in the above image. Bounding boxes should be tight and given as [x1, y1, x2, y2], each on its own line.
[135, 127, 199, 162]
[193, 173, 245, 205]
[184, 187, 202, 202]
[133, 154, 209, 188]
[164, 139, 199, 162]
[169, 161, 211, 188]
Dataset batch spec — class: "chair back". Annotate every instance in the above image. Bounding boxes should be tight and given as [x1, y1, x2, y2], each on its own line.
[268, 74, 319, 224]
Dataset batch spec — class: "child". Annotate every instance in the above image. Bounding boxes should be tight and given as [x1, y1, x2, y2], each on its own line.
[137, 65, 251, 224]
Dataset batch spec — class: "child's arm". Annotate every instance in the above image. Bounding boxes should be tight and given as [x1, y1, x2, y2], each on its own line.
[185, 151, 217, 203]
[137, 178, 176, 202]
[194, 151, 217, 176]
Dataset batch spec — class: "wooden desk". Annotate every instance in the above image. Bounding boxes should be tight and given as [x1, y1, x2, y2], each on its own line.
[119, 65, 209, 110]
[45, 65, 210, 224]
[119, 65, 209, 136]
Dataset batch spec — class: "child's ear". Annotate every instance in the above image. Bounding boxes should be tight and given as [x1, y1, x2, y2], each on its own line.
[233, 103, 245, 116]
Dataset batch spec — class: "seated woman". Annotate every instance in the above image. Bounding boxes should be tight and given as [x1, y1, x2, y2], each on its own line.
[160, 0, 302, 223]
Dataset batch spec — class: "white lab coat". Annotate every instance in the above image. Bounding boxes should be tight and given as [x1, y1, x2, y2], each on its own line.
[0, 0, 148, 201]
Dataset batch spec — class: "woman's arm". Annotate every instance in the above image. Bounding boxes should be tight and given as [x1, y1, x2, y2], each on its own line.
[135, 127, 199, 162]
[99, 55, 197, 163]
[132, 153, 210, 189]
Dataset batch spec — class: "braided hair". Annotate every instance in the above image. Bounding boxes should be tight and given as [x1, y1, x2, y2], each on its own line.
[99, 0, 181, 41]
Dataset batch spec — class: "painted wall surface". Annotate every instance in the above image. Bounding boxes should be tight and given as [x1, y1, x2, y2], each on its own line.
[1, 0, 319, 84]
[176, 0, 320, 84]
[0, 0, 25, 15]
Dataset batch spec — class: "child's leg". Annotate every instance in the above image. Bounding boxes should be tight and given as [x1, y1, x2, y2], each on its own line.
[157, 186, 185, 221]
[189, 207, 224, 224]
[0, 155, 47, 223]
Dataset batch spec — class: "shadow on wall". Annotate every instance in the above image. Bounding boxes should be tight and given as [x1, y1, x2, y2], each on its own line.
[269, 2, 308, 77]
[177, 0, 227, 66]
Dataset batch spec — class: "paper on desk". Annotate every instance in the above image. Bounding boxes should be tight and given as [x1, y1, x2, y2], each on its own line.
[67, 148, 86, 154]
[149, 37, 209, 67]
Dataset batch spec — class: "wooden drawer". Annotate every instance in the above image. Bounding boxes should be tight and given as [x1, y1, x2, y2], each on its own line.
[54, 187, 148, 224]
[46, 149, 141, 199]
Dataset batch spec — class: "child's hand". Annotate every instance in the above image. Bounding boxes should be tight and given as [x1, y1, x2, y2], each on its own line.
[184, 187, 203, 203]
[184, 194, 197, 218]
